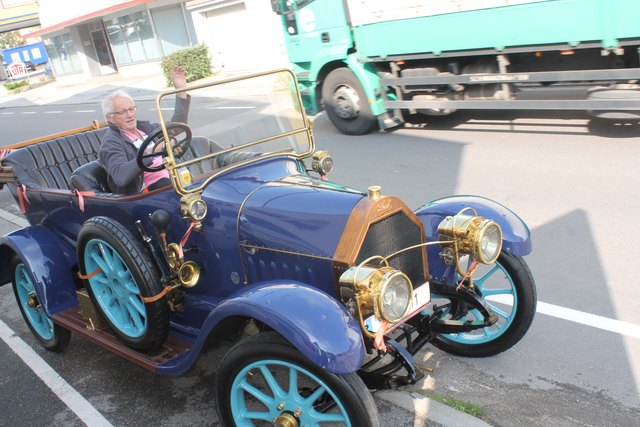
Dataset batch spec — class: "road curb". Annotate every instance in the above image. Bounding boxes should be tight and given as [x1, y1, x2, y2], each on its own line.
[376, 390, 494, 427]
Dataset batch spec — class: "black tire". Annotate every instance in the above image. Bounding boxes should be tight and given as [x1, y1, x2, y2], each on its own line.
[587, 86, 640, 120]
[216, 331, 380, 426]
[322, 67, 378, 135]
[77, 217, 169, 351]
[12, 256, 71, 352]
[462, 59, 507, 100]
[432, 252, 536, 357]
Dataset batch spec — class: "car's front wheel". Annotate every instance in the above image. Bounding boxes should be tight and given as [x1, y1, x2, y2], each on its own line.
[216, 331, 380, 426]
[432, 252, 536, 357]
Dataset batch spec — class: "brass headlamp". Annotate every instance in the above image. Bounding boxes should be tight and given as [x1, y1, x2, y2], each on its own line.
[311, 150, 333, 176]
[438, 209, 503, 265]
[180, 193, 207, 226]
[339, 262, 413, 337]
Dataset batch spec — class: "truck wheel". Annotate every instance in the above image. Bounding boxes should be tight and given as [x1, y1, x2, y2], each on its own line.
[587, 85, 640, 120]
[77, 217, 169, 351]
[322, 68, 377, 135]
[432, 252, 536, 357]
[12, 257, 70, 352]
[216, 331, 380, 427]
[463, 59, 508, 100]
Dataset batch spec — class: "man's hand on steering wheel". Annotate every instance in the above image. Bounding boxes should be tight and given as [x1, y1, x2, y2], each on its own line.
[137, 122, 192, 172]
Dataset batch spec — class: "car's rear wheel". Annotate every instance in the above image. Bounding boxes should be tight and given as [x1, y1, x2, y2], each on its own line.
[216, 331, 380, 426]
[12, 257, 70, 352]
[77, 217, 169, 351]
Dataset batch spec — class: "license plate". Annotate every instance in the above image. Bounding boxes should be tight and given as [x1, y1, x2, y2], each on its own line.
[364, 282, 431, 333]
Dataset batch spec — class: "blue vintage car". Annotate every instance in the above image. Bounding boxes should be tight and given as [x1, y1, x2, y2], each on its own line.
[0, 69, 535, 426]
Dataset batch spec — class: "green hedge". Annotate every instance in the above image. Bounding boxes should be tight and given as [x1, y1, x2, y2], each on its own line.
[160, 45, 215, 86]
[3, 80, 28, 90]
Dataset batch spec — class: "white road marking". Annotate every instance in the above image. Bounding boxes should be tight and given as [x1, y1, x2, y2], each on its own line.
[0, 319, 113, 427]
[44, 111, 64, 114]
[20, 111, 37, 114]
[1, 112, 15, 115]
[537, 301, 640, 339]
[205, 106, 256, 109]
[489, 295, 640, 339]
[73, 110, 96, 113]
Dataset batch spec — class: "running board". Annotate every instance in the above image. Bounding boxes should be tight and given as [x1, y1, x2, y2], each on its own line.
[53, 307, 193, 373]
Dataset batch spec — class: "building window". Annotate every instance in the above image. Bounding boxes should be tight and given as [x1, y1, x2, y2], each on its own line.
[44, 33, 82, 75]
[105, 10, 161, 65]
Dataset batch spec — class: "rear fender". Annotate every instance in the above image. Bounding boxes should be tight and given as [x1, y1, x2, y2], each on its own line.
[0, 226, 78, 316]
[163, 281, 365, 376]
[415, 196, 532, 280]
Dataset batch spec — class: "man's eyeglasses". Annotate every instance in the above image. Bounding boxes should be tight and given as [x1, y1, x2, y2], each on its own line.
[109, 106, 137, 116]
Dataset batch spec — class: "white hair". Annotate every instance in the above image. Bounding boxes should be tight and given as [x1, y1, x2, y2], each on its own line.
[102, 90, 134, 117]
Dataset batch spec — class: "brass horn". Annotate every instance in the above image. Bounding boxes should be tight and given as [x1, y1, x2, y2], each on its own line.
[178, 261, 200, 288]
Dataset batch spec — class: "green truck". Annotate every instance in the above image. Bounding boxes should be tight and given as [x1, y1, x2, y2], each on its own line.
[272, 0, 640, 134]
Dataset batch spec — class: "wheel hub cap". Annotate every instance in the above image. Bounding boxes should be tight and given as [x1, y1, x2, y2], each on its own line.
[26, 294, 38, 308]
[272, 412, 298, 427]
[332, 85, 360, 119]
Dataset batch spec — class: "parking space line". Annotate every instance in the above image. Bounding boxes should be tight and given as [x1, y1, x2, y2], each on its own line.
[489, 295, 640, 339]
[536, 301, 640, 339]
[0, 319, 113, 427]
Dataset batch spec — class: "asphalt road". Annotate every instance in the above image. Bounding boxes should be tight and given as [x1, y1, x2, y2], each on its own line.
[1, 103, 639, 426]
[311, 110, 640, 426]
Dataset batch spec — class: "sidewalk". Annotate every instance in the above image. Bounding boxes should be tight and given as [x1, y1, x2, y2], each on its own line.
[0, 67, 273, 109]
[0, 70, 169, 109]
[0, 69, 493, 427]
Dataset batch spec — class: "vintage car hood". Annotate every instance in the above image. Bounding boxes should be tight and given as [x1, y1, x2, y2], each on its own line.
[238, 175, 365, 259]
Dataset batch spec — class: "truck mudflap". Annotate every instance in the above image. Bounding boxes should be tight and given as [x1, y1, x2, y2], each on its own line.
[415, 195, 532, 255]
[159, 281, 365, 376]
[0, 225, 78, 316]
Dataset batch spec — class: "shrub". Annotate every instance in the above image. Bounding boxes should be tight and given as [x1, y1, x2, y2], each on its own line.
[3, 80, 28, 91]
[160, 45, 215, 86]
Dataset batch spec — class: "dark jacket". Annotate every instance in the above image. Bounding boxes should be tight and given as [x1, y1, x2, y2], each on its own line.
[99, 95, 190, 195]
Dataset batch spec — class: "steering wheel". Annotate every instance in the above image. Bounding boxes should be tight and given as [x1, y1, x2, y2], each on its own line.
[136, 122, 192, 172]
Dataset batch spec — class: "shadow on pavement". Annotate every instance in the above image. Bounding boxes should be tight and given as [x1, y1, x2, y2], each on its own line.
[400, 110, 640, 138]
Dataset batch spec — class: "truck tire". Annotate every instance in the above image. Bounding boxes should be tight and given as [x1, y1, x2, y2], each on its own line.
[322, 68, 378, 135]
[463, 60, 508, 100]
[587, 85, 640, 120]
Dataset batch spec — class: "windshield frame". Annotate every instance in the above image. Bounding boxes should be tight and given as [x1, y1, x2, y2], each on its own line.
[154, 68, 315, 197]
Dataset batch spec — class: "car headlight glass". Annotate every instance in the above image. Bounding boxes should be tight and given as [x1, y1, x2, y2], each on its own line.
[189, 198, 208, 221]
[478, 222, 502, 264]
[378, 270, 413, 323]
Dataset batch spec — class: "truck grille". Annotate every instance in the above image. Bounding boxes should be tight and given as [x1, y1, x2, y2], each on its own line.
[356, 211, 426, 286]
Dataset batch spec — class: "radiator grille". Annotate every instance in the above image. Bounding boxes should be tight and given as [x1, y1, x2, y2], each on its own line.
[356, 212, 426, 286]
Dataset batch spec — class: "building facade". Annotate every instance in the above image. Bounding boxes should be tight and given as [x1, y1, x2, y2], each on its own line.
[29, 0, 287, 82]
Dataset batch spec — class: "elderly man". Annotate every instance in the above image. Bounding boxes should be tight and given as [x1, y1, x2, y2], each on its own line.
[99, 66, 190, 195]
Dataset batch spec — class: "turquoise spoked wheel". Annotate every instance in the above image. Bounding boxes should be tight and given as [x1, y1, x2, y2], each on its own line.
[77, 217, 168, 351]
[432, 252, 536, 357]
[216, 332, 380, 427]
[12, 257, 70, 352]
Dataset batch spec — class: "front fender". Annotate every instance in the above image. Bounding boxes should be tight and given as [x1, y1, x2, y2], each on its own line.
[415, 195, 532, 256]
[0, 226, 78, 316]
[169, 281, 365, 376]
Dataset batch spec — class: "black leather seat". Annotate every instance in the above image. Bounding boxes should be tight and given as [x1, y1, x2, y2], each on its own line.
[69, 160, 112, 193]
[2, 128, 105, 190]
